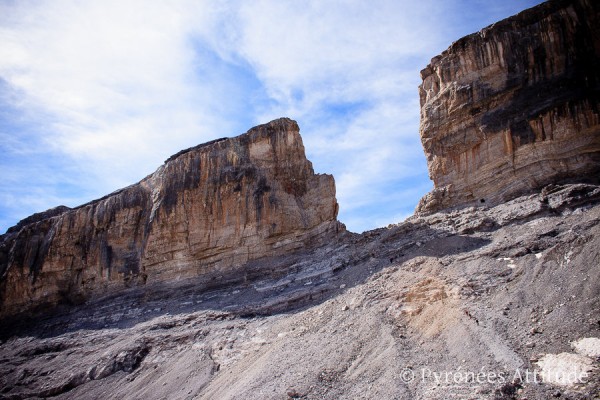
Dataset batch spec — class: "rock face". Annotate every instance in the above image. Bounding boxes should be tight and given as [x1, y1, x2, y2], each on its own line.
[0, 118, 341, 318]
[417, 0, 600, 213]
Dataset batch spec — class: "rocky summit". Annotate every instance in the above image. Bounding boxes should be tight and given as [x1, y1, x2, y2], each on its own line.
[417, 0, 600, 214]
[0, 118, 341, 319]
[1, 0, 599, 399]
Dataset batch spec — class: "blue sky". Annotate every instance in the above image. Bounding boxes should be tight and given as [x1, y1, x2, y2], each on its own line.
[0, 0, 544, 234]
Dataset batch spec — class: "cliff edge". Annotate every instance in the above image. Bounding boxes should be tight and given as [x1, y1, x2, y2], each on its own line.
[417, 0, 600, 213]
[0, 118, 342, 318]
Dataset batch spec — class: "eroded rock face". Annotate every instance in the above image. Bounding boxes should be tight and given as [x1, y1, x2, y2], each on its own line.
[417, 0, 600, 214]
[0, 118, 341, 317]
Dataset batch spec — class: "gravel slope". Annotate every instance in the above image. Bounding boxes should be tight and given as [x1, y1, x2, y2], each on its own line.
[1, 184, 599, 399]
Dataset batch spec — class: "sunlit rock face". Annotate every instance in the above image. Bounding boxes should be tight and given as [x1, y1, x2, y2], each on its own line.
[417, 0, 600, 214]
[0, 118, 342, 317]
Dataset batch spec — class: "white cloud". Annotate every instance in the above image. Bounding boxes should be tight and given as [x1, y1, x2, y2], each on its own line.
[0, 0, 545, 233]
[212, 0, 446, 232]
[0, 1, 242, 189]
[234, 1, 438, 87]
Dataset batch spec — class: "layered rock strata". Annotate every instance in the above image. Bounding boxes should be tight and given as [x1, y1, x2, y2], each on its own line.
[0, 118, 341, 318]
[417, 0, 600, 213]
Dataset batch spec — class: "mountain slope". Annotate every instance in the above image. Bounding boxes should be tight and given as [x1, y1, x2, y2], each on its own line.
[1, 184, 598, 399]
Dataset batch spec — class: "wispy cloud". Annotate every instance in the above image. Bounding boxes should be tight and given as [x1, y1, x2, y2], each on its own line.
[0, 1, 249, 183]
[0, 0, 544, 233]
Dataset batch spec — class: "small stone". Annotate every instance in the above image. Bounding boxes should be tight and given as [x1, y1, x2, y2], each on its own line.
[339, 284, 346, 289]
[341, 305, 349, 311]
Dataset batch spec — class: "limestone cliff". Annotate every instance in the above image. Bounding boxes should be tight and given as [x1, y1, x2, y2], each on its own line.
[0, 118, 341, 317]
[417, 0, 600, 213]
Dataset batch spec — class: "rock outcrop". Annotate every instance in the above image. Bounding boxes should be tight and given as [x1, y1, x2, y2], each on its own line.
[417, 0, 600, 213]
[0, 118, 342, 318]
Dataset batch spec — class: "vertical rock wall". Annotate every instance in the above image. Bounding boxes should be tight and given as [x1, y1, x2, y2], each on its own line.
[417, 0, 600, 213]
[0, 118, 341, 317]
